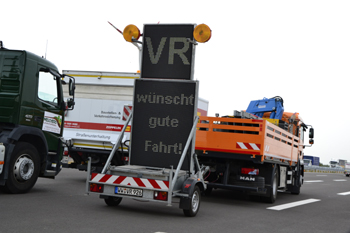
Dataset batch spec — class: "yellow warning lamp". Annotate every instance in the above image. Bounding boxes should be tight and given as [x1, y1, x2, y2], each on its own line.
[123, 24, 140, 42]
[193, 24, 211, 43]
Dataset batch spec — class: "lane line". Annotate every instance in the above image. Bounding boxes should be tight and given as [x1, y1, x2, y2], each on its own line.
[333, 179, 347, 182]
[267, 199, 321, 211]
[337, 191, 350, 195]
[304, 180, 323, 183]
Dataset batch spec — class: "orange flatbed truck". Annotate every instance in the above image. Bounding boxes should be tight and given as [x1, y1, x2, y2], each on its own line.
[195, 98, 314, 203]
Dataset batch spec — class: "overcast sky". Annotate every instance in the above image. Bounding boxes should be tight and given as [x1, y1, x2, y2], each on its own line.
[2, 0, 350, 165]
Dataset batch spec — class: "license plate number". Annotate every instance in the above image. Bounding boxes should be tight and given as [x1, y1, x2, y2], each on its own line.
[115, 187, 143, 197]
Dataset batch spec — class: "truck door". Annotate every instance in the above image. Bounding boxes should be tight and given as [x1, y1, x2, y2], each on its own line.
[36, 67, 65, 151]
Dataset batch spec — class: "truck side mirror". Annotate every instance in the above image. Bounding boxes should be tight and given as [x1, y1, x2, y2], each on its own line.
[69, 78, 75, 96]
[65, 76, 75, 110]
[309, 128, 314, 139]
[67, 98, 75, 109]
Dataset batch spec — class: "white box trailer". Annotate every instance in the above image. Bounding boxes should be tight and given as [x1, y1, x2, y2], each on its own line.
[62, 70, 209, 171]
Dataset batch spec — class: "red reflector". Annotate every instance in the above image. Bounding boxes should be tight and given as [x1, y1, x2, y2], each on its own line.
[90, 183, 103, 193]
[154, 191, 168, 201]
[241, 168, 259, 175]
[64, 150, 69, 156]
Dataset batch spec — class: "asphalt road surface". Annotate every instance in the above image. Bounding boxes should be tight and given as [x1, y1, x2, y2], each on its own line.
[1, 169, 350, 233]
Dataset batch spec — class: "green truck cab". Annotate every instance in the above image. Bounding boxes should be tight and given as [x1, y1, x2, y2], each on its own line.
[0, 42, 75, 193]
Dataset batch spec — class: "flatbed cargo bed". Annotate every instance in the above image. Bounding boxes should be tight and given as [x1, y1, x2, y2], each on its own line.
[195, 116, 301, 165]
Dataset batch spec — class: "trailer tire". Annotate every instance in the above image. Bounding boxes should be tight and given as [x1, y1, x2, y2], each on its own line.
[104, 196, 122, 206]
[183, 186, 201, 217]
[4, 142, 40, 194]
[262, 169, 278, 203]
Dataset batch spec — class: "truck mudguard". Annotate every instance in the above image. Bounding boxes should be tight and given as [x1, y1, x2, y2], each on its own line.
[7, 125, 48, 162]
[179, 177, 203, 210]
[0, 126, 48, 180]
[264, 164, 278, 196]
[8, 125, 48, 152]
[0, 143, 14, 183]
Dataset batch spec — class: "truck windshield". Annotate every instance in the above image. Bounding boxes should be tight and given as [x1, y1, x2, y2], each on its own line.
[38, 70, 58, 104]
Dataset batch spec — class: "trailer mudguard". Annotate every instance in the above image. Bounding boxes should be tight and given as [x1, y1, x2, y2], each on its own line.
[179, 177, 203, 210]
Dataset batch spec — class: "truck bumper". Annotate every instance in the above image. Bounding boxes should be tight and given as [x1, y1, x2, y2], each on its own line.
[207, 183, 266, 193]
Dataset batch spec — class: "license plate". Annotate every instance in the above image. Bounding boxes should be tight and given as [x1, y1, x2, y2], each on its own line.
[115, 187, 143, 197]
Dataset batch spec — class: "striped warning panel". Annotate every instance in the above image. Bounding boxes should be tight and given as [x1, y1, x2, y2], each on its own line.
[236, 142, 261, 150]
[123, 105, 132, 121]
[90, 173, 169, 190]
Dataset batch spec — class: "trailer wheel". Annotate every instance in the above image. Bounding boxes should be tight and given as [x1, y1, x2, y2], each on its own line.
[183, 186, 201, 217]
[104, 196, 122, 206]
[262, 169, 278, 203]
[4, 142, 40, 194]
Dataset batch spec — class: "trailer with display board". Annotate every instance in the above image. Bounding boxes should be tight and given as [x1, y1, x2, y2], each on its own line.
[86, 23, 211, 216]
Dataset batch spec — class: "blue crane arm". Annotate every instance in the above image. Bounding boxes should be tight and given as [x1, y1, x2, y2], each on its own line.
[246, 97, 284, 120]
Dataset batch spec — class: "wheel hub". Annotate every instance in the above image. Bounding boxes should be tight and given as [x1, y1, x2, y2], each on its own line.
[192, 191, 199, 212]
[14, 156, 34, 181]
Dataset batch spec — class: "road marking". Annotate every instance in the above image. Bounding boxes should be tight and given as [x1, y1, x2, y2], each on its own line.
[316, 175, 327, 176]
[337, 191, 350, 195]
[304, 180, 323, 183]
[333, 179, 347, 182]
[267, 199, 321, 211]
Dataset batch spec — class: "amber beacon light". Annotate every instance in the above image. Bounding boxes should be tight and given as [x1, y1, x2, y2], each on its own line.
[193, 24, 211, 43]
[123, 24, 141, 42]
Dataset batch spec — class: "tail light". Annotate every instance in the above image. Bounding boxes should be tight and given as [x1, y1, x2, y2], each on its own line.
[63, 147, 69, 156]
[90, 183, 103, 193]
[241, 168, 259, 175]
[154, 191, 168, 201]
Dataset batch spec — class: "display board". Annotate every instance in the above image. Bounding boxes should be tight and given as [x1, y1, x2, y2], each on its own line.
[130, 79, 198, 169]
[140, 24, 195, 80]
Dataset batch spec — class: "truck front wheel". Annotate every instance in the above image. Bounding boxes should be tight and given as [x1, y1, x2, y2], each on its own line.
[4, 142, 40, 194]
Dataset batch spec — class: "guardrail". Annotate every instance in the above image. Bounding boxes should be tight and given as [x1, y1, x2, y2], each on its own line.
[304, 165, 345, 174]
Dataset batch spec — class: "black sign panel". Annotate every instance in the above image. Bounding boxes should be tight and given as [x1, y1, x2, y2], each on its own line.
[141, 24, 195, 80]
[130, 79, 198, 170]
